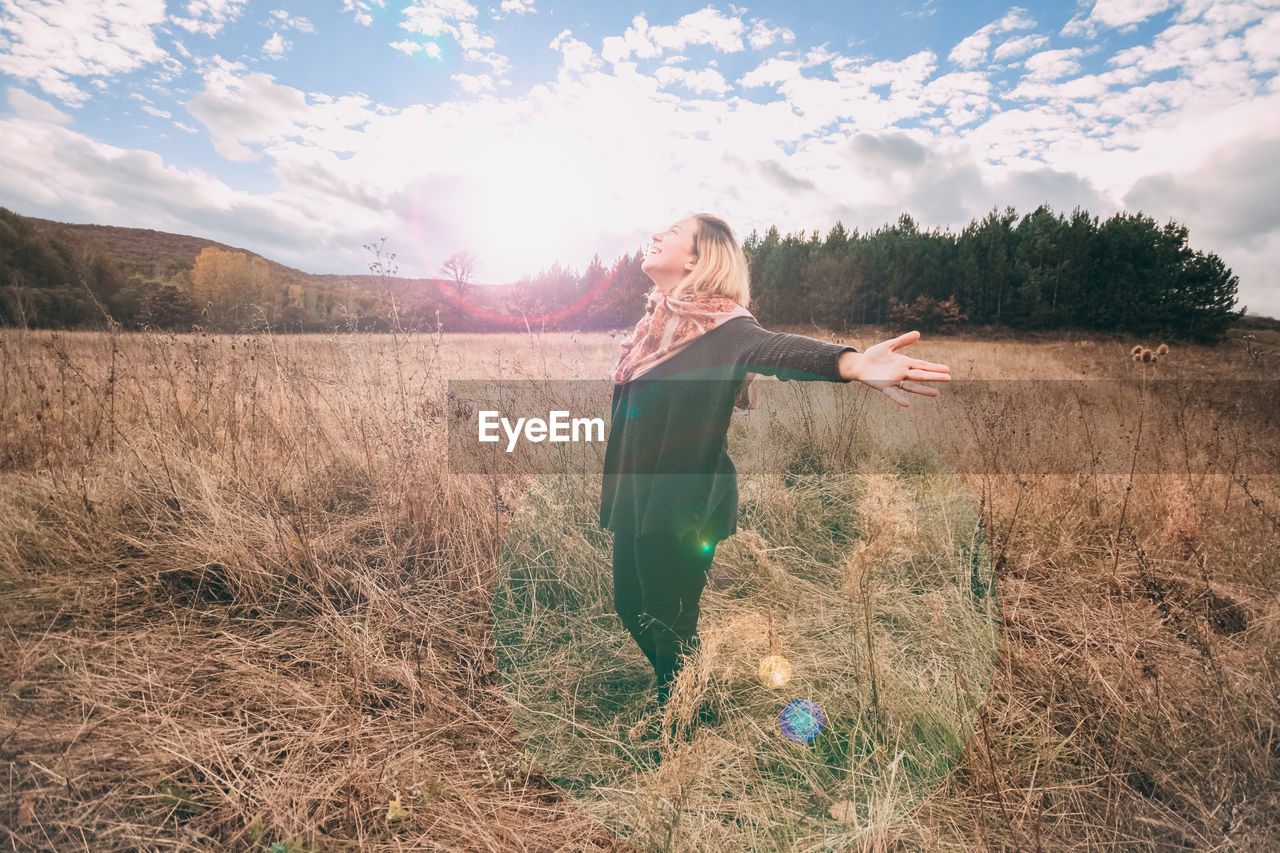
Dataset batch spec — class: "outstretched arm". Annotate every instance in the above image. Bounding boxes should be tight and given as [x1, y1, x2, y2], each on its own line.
[837, 330, 951, 407]
[733, 319, 859, 383]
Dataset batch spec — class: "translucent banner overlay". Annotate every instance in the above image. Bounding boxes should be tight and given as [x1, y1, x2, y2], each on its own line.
[447, 379, 1280, 476]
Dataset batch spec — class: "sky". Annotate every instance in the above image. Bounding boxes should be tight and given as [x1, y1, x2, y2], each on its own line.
[1, 0, 1278, 317]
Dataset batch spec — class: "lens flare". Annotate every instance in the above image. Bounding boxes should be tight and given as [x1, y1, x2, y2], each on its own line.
[758, 655, 792, 688]
[779, 698, 824, 744]
[405, 183, 640, 332]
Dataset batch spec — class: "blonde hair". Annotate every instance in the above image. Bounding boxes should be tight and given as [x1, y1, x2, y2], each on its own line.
[671, 213, 751, 307]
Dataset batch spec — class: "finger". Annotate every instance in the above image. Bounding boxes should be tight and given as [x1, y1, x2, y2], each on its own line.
[912, 360, 950, 372]
[903, 382, 940, 397]
[893, 330, 921, 347]
[882, 332, 917, 351]
[884, 385, 911, 407]
[904, 369, 951, 382]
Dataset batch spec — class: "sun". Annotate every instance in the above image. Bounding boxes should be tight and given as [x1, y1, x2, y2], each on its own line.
[473, 156, 579, 277]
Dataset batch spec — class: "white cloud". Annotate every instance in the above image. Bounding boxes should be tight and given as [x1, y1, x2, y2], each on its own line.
[746, 19, 793, 49]
[993, 33, 1048, 62]
[602, 15, 659, 63]
[923, 71, 994, 126]
[5, 87, 73, 124]
[739, 57, 804, 88]
[550, 29, 599, 74]
[1243, 14, 1280, 70]
[738, 43, 841, 88]
[172, 0, 249, 36]
[390, 39, 444, 59]
[267, 9, 315, 33]
[141, 104, 171, 118]
[948, 7, 1037, 69]
[739, 50, 944, 142]
[1109, 8, 1276, 79]
[0, 0, 170, 105]
[460, 46, 511, 74]
[1113, 96, 1280, 316]
[654, 65, 730, 95]
[653, 7, 746, 53]
[452, 72, 495, 93]
[401, 0, 477, 36]
[902, 0, 940, 20]
[499, 0, 535, 14]
[1125, 133, 1280, 247]
[186, 59, 312, 161]
[455, 20, 492, 51]
[342, 0, 373, 27]
[602, 8, 749, 64]
[0, 116, 388, 273]
[1010, 6, 1269, 112]
[804, 45, 843, 67]
[1024, 47, 1086, 81]
[399, 0, 510, 75]
[263, 32, 290, 59]
[948, 32, 990, 70]
[1063, 0, 1176, 37]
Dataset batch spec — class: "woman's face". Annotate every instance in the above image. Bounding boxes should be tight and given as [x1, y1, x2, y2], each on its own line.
[641, 216, 698, 290]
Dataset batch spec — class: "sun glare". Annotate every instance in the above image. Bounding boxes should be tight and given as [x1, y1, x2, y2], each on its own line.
[474, 160, 579, 279]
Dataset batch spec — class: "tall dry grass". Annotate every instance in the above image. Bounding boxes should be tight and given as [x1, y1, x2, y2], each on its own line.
[493, 425, 998, 851]
[1, 324, 1277, 851]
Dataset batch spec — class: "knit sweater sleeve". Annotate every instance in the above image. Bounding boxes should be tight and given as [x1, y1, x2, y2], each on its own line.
[725, 318, 858, 382]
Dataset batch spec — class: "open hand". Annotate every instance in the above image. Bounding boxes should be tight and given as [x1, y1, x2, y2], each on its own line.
[839, 330, 950, 407]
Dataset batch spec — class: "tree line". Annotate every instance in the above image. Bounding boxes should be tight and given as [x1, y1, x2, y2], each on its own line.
[745, 206, 1241, 341]
[0, 204, 1245, 341]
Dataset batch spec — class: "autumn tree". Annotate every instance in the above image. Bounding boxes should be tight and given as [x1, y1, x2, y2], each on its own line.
[183, 247, 274, 331]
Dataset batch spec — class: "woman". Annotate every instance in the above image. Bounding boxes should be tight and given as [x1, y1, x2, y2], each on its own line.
[600, 213, 951, 715]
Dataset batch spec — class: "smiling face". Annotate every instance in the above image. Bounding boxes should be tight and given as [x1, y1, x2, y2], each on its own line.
[641, 217, 699, 292]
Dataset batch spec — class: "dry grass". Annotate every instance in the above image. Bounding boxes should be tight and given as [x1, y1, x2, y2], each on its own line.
[1, 325, 1277, 851]
[495, 444, 997, 851]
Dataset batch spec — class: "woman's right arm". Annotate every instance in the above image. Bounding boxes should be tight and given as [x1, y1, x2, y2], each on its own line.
[727, 319, 951, 406]
[731, 319, 858, 383]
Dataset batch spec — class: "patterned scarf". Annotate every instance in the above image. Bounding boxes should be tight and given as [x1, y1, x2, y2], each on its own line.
[611, 285, 760, 410]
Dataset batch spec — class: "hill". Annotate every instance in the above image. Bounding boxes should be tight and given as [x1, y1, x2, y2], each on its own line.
[5, 209, 647, 332]
[23, 216, 313, 287]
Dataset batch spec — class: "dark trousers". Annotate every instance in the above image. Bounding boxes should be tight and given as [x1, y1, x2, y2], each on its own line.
[612, 526, 716, 704]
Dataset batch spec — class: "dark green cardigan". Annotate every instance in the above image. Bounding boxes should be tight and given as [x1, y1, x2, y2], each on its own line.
[599, 316, 857, 543]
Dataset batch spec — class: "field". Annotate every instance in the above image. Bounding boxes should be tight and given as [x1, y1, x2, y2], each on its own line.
[1, 325, 1277, 852]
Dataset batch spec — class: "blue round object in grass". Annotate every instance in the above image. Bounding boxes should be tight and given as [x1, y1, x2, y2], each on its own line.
[779, 699, 825, 743]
